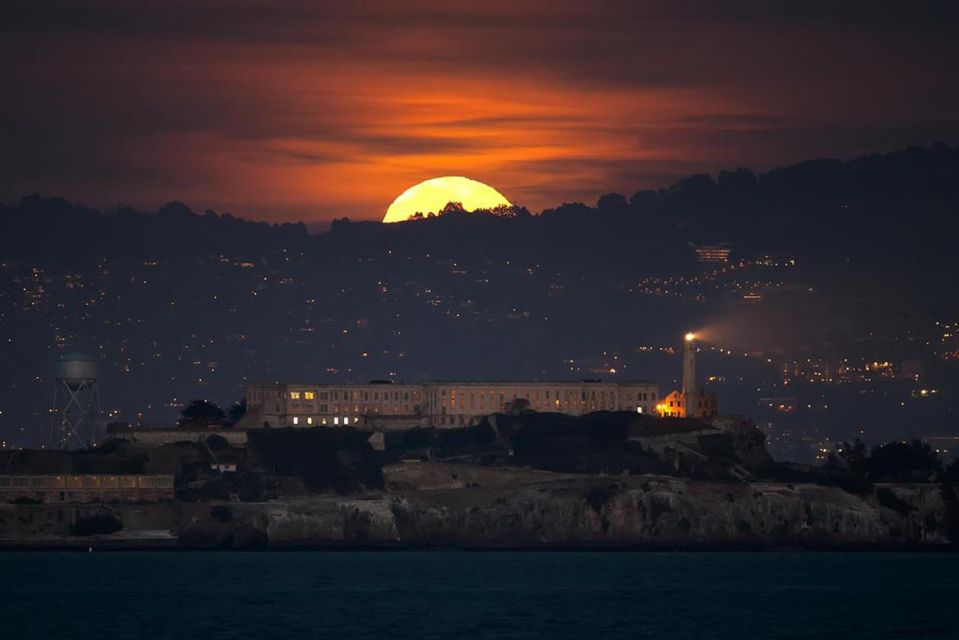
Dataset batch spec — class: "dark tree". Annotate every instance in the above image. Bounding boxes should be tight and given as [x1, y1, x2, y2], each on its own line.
[668, 173, 717, 198]
[329, 217, 351, 232]
[597, 193, 628, 210]
[473, 204, 531, 218]
[226, 399, 247, 427]
[71, 514, 122, 536]
[206, 434, 230, 451]
[629, 190, 658, 208]
[539, 201, 592, 219]
[826, 439, 870, 492]
[717, 167, 757, 193]
[180, 399, 226, 426]
[828, 439, 869, 478]
[507, 398, 531, 415]
[438, 201, 467, 216]
[868, 440, 941, 483]
[945, 459, 959, 484]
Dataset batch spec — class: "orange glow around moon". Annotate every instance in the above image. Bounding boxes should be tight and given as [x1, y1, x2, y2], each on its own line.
[383, 176, 511, 223]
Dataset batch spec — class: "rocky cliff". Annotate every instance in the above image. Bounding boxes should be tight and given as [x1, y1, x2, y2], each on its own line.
[2, 474, 952, 549]
[3, 419, 956, 550]
[170, 474, 952, 549]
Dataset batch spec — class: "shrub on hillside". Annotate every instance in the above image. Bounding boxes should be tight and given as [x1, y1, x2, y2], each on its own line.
[247, 428, 382, 493]
[71, 513, 122, 536]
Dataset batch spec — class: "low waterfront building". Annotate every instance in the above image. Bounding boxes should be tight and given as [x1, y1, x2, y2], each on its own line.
[0, 474, 175, 503]
[242, 380, 660, 429]
[107, 424, 249, 447]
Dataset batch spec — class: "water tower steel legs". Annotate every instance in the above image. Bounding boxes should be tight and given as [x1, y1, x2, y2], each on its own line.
[49, 379, 101, 450]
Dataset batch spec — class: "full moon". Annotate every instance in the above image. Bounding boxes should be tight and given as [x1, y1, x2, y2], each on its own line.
[383, 176, 511, 223]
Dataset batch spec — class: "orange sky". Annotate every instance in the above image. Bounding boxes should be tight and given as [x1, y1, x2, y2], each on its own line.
[2, 1, 958, 223]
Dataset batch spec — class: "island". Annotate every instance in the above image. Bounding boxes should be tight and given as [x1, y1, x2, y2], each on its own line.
[2, 411, 956, 550]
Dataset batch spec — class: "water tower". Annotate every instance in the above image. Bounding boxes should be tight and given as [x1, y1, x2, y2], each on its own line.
[49, 353, 102, 450]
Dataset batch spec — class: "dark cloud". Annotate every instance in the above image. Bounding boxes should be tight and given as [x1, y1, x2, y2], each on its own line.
[1, 0, 957, 221]
[680, 114, 799, 128]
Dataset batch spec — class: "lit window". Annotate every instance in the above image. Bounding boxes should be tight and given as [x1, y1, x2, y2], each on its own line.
[304, 392, 315, 400]
[334, 417, 340, 425]
[307, 417, 313, 424]
[290, 391, 301, 399]
[292, 416, 299, 425]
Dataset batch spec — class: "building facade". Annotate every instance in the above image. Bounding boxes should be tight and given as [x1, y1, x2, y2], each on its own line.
[657, 389, 718, 419]
[0, 474, 175, 503]
[243, 380, 660, 429]
[693, 243, 731, 263]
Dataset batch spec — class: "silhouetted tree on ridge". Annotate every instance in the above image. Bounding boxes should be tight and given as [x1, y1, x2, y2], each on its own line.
[179, 400, 226, 427]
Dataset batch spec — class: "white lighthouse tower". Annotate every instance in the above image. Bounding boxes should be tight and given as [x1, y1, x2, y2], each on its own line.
[682, 332, 697, 415]
[682, 333, 696, 394]
[657, 332, 718, 419]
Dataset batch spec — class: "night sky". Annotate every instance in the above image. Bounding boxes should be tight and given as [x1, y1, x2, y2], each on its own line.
[2, 0, 958, 223]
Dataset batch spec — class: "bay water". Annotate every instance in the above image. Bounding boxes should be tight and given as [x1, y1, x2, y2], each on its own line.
[1, 551, 955, 639]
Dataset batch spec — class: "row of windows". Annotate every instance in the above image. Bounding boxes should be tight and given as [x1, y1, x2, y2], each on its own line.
[0, 475, 173, 489]
[437, 397, 635, 412]
[291, 416, 361, 426]
[289, 390, 419, 402]
[277, 396, 657, 421]
[318, 403, 417, 414]
[432, 389, 655, 411]
[430, 411, 651, 426]
[433, 388, 657, 402]
[666, 398, 716, 408]
[272, 399, 658, 422]
[272, 403, 420, 416]
[286, 403, 648, 428]
[437, 401, 646, 414]
[252, 385, 657, 409]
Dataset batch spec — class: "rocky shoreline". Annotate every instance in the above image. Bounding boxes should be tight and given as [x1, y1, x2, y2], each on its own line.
[2, 473, 955, 551]
[4, 415, 957, 551]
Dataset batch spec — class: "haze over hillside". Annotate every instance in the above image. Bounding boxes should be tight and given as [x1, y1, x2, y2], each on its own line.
[2, 144, 958, 457]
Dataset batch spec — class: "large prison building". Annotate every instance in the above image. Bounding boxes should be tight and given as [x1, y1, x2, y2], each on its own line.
[243, 380, 660, 429]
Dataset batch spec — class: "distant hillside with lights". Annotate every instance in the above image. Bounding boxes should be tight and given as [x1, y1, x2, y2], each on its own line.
[1, 143, 959, 452]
